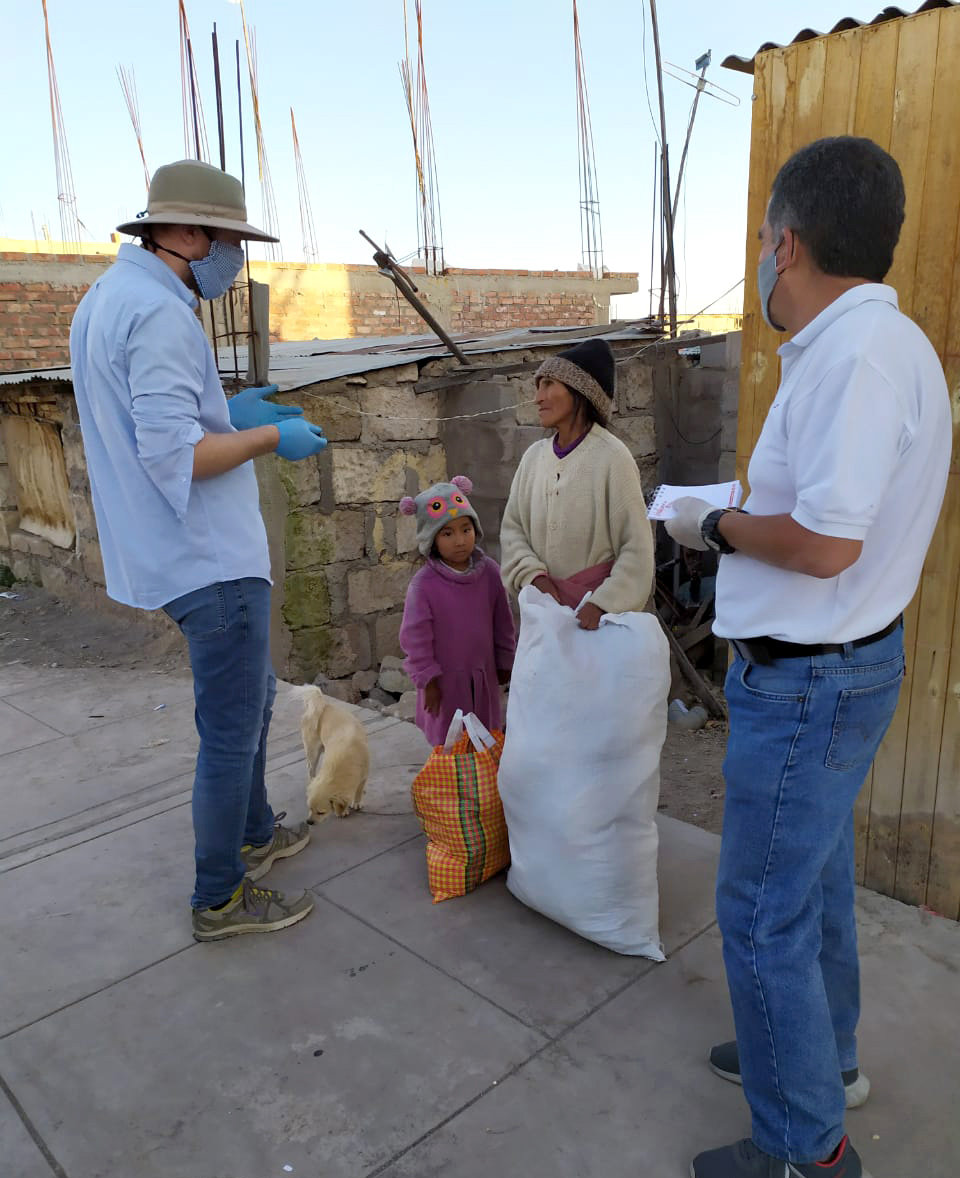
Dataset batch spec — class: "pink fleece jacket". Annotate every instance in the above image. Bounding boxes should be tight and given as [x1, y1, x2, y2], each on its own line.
[399, 550, 516, 747]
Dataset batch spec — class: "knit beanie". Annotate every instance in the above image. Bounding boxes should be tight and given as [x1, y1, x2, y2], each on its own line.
[399, 475, 484, 556]
[533, 337, 616, 424]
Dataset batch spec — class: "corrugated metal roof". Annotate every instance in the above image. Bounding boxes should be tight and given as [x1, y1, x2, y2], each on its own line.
[721, 1, 958, 74]
[0, 321, 664, 395]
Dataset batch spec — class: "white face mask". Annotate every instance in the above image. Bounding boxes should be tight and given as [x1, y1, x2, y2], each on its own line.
[189, 239, 246, 300]
[757, 237, 786, 332]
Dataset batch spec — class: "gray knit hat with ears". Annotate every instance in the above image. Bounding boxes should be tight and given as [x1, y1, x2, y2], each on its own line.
[399, 475, 483, 556]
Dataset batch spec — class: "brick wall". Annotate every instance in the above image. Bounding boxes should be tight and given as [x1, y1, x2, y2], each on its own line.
[0, 255, 111, 372]
[0, 250, 638, 374]
[343, 270, 612, 337]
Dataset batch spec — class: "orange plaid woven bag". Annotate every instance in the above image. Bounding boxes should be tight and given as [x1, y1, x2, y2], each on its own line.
[412, 710, 509, 903]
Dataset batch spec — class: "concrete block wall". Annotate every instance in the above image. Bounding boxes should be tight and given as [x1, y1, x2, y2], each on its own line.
[269, 361, 447, 683]
[0, 339, 678, 686]
[652, 332, 741, 489]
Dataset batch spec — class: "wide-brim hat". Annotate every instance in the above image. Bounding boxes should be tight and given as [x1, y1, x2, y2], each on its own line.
[116, 159, 279, 243]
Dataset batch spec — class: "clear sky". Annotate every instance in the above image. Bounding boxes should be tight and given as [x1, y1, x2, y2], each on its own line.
[2, 1, 885, 317]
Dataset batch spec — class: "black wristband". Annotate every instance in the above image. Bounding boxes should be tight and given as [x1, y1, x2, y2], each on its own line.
[700, 509, 737, 555]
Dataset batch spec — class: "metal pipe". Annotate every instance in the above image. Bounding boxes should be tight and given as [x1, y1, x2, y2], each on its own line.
[359, 230, 470, 365]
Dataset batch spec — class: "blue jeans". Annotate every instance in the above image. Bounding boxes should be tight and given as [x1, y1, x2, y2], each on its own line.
[163, 578, 276, 909]
[717, 624, 905, 1163]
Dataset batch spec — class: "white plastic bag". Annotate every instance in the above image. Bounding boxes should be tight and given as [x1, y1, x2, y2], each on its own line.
[499, 586, 670, 959]
[442, 708, 497, 754]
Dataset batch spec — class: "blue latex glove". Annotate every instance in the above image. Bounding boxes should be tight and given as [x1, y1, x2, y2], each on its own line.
[228, 384, 304, 431]
[275, 419, 328, 461]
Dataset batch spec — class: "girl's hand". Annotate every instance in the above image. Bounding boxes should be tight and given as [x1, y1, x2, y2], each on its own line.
[576, 603, 605, 631]
[424, 679, 443, 715]
[532, 575, 561, 603]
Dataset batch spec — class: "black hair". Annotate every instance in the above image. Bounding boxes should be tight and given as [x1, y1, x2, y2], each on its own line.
[767, 136, 905, 282]
[570, 389, 604, 429]
[428, 515, 476, 560]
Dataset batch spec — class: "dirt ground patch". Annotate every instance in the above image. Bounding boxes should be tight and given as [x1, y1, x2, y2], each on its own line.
[0, 583, 188, 674]
[659, 721, 727, 835]
[0, 583, 728, 833]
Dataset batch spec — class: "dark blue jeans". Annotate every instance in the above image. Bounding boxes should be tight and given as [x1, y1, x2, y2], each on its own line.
[163, 578, 276, 909]
[717, 624, 904, 1163]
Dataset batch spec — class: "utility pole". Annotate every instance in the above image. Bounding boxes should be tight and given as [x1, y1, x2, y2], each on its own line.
[649, 0, 677, 337]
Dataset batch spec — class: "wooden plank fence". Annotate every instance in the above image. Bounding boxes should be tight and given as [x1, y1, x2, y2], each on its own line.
[735, 5, 960, 918]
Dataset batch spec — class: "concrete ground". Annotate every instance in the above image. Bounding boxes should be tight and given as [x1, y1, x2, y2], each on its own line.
[0, 666, 957, 1178]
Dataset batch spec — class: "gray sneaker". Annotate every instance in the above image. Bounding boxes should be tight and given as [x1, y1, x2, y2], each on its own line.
[709, 1041, 871, 1109]
[242, 812, 310, 882]
[192, 879, 314, 941]
[690, 1134, 863, 1178]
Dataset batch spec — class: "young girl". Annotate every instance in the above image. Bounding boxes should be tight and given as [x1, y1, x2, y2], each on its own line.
[500, 338, 654, 625]
[399, 476, 516, 746]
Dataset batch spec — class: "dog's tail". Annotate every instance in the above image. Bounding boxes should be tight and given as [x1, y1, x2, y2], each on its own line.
[289, 683, 328, 726]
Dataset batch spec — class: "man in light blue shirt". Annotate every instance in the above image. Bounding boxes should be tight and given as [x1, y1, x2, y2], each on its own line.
[70, 160, 328, 941]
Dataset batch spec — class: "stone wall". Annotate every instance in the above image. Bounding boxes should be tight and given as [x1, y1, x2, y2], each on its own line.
[0, 379, 130, 621]
[0, 247, 638, 374]
[0, 338, 667, 687]
[267, 340, 660, 684]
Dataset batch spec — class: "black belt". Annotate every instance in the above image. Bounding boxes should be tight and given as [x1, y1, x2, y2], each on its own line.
[731, 615, 902, 664]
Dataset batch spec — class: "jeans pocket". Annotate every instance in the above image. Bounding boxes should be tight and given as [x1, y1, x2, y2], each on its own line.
[164, 583, 228, 640]
[738, 659, 809, 703]
[825, 660, 905, 771]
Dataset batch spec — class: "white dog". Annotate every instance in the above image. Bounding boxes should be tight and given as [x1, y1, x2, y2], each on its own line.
[290, 685, 370, 823]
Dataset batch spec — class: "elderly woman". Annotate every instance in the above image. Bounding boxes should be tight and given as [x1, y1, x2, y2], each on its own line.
[500, 338, 654, 627]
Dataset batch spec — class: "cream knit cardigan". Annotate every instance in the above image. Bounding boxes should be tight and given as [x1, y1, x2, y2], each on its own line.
[500, 425, 654, 615]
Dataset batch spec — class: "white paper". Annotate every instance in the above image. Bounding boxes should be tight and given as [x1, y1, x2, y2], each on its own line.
[647, 480, 742, 521]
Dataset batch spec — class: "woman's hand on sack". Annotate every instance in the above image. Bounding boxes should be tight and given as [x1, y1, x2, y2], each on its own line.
[532, 575, 562, 602]
[424, 679, 443, 715]
[497, 668, 512, 686]
[576, 602, 605, 631]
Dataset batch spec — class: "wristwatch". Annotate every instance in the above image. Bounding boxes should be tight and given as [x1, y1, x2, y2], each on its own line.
[700, 509, 737, 554]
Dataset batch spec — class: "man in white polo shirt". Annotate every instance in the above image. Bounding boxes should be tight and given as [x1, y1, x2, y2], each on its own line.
[667, 137, 950, 1178]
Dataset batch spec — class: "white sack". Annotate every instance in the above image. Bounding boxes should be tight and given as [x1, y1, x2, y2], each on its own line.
[499, 587, 670, 959]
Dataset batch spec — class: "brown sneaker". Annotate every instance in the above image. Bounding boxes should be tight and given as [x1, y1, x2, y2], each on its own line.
[242, 812, 310, 882]
[192, 878, 314, 941]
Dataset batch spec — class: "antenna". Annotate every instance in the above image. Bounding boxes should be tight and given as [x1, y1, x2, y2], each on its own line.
[41, 0, 81, 253]
[573, 0, 604, 279]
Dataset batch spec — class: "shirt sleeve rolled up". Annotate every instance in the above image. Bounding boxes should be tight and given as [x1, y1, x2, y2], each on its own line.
[124, 301, 208, 521]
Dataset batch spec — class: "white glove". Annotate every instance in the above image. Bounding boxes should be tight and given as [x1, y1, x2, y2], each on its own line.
[664, 496, 714, 551]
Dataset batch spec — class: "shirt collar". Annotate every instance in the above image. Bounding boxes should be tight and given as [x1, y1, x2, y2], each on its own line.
[116, 242, 198, 307]
[778, 283, 898, 358]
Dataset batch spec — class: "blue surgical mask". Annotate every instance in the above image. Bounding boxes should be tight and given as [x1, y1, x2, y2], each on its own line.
[189, 238, 246, 300]
[757, 238, 786, 332]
